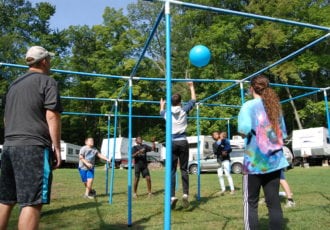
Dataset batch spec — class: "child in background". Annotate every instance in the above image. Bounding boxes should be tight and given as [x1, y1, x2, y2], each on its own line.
[78, 137, 110, 199]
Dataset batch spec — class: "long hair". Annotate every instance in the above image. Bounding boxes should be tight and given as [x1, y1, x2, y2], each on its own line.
[251, 75, 282, 134]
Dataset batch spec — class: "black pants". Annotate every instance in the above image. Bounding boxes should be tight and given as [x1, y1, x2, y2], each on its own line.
[243, 170, 283, 230]
[171, 140, 189, 197]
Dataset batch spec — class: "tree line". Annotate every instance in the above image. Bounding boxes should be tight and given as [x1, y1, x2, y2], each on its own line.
[0, 0, 329, 148]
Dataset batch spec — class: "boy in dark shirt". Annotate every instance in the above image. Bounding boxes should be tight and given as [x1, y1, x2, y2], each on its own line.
[132, 136, 155, 198]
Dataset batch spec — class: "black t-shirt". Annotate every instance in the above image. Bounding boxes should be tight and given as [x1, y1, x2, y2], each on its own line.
[132, 144, 152, 165]
[4, 72, 62, 147]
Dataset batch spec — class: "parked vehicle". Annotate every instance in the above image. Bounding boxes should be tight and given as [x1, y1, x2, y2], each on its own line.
[186, 135, 215, 161]
[292, 127, 330, 166]
[101, 137, 164, 168]
[188, 148, 245, 174]
[188, 146, 294, 174]
[283, 145, 294, 169]
[60, 140, 82, 167]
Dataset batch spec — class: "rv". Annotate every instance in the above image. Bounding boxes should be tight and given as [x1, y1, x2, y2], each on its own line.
[101, 137, 164, 168]
[60, 140, 82, 166]
[186, 135, 215, 161]
[292, 127, 330, 165]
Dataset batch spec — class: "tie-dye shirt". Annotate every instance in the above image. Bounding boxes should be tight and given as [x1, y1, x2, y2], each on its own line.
[238, 98, 289, 174]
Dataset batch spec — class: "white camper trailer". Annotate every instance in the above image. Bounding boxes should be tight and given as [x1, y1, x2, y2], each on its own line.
[101, 137, 131, 167]
[186, 136, 214, 161]
[60, 141, 82, 166]
[101, 137, 164, 168]
[292, 127, 330, 157]
[292, 127, 330, 165]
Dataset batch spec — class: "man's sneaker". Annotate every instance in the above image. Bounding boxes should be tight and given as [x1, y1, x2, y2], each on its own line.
[285, 200, 295, 208]
[230, 190, 235, 195]
[182, 194, 189, 208]
[171, 197, 178, 209]
[84, 194, 94, 199]
[133, 193, 138, 199]
[89, 189, 96, 197]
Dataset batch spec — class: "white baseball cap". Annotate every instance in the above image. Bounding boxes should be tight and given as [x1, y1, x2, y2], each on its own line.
[25, 46, 55, 65]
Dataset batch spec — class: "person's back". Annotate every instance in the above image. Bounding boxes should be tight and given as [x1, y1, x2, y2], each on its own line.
[159, 81, 196, 209]
[238, 75, 288, 230]
[4, 72, 60, 147]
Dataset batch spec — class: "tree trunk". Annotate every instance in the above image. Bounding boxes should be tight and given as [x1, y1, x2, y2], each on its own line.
[285, 87, 303, 129]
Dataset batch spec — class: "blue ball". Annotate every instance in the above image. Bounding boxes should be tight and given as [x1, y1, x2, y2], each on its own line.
[189, 45, 211, 67]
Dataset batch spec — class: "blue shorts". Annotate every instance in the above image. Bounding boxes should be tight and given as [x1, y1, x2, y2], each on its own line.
[79, 168, 94, 182]
[0, 146, 53, 207]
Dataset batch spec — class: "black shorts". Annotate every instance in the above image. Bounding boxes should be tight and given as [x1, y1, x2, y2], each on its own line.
[0, 145, 53, 207]
[134, 163, 150, 178]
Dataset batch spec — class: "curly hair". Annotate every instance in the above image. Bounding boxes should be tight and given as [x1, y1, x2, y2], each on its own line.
[251, 75, 282, 134]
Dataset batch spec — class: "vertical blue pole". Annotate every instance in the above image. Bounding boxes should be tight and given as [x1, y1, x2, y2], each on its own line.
[324, 90, 330, 137]
[109, 101, 118, 204]
[240, 82, 245, 104]
[196, 104, 201, 201]
[128, 79, 133, 226]
[164, 1, 173, 230]
[105, 115, 111, 195]
[227, 119, 230, 139]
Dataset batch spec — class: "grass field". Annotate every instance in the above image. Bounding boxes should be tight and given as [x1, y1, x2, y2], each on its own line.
[6, 166, 330, 230]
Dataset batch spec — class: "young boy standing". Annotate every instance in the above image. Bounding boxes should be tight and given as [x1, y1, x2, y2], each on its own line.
[79, 137, 109, 199]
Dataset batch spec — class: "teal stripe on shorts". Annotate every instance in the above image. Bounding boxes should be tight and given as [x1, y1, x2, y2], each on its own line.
[42, 148, 51, 203]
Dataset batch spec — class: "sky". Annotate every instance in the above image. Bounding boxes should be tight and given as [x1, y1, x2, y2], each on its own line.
[29, 0, 137, 30]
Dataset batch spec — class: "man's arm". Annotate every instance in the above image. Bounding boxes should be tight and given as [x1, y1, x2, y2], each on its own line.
[46, 110, 61, 169]
[160, 98, 165, 112]
[97, 152, 110, 162]
[187, 82, 196, 100]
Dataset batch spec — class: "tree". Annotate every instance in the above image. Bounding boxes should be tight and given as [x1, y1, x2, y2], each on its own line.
[0, 0, 61, 143]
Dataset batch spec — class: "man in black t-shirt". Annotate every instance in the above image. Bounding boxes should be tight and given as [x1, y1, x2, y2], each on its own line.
[132, 136, 155, 198]
[0, 46, 62, 229]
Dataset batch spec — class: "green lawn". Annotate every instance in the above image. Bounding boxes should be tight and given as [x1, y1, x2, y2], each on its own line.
[6, 166, 330, 230]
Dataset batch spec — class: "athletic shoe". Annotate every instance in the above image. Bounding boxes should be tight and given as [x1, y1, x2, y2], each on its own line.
[89, 189, 96, 197]
[230, 190, 235, 195]
[148, 193, 153, 198]
[84, 194, 94, 199]
[133, 193, 138, 199]
[285, 200, 296, 208]
[182, 194, 189, 208]
[171, 197, 178, 209]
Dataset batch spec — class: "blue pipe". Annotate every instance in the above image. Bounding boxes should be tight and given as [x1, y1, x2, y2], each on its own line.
[127, 79, 133, 227]
[166, 0, 330, 31]
[196, 104, 201, 201]
[323, 90, 330, 137]
[164, 1, 173, 229]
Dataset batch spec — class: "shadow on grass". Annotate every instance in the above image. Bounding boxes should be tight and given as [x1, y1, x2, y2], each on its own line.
[41, 201, 102, 217]
[259, 217, 289, 230]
